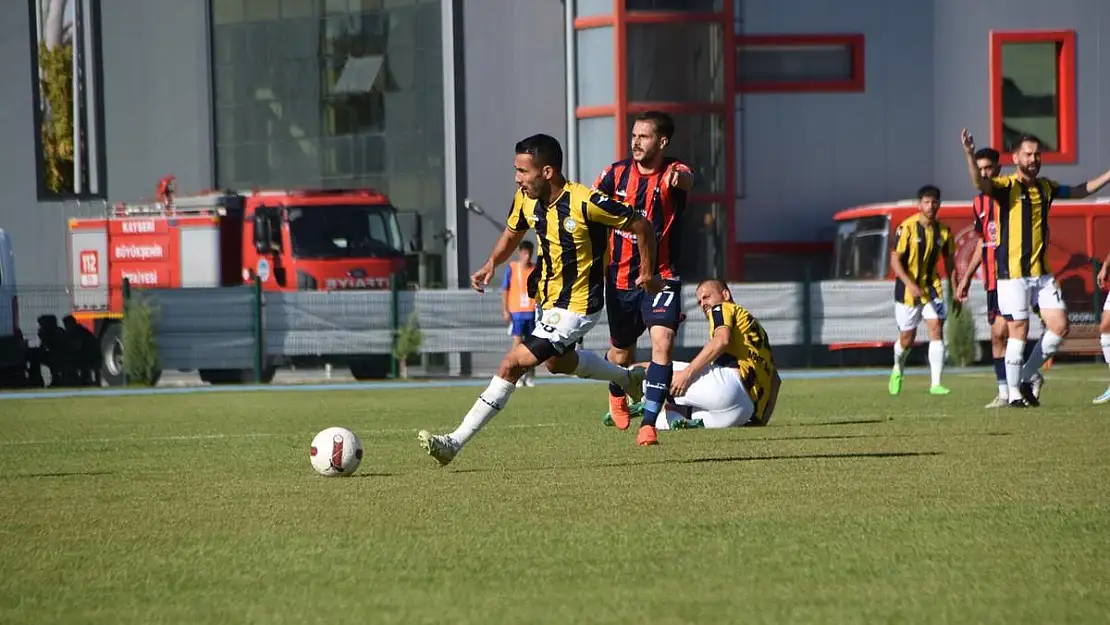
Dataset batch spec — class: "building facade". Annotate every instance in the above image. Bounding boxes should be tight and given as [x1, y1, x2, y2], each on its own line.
[1, 0, 1108, 303]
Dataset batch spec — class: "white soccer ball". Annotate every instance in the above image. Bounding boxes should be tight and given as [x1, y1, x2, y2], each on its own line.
[309, 427, 363, 477]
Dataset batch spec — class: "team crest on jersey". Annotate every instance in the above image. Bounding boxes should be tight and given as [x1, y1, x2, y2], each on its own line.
[986, 221, 999, 246]
[563, 217, 578, 233]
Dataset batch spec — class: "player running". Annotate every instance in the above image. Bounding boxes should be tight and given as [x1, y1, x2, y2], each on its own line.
[629, 279, 780, 433]
[888, 185, 958, 396]
[961, 129, 1110, 407]
[417, 134, 660, 466]
[1093, 251, 1110, 404]
[500, 240, 538, 387]
[592, 111, 694, 445]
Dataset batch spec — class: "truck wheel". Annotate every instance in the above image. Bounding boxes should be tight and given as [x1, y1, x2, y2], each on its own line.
[100, 323, 125, 387]
[199, 367, 276, 385]
[349, 355, 392, 380]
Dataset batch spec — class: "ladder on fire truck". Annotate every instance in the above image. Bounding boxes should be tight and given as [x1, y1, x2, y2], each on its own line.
[112, 175, 233, 218]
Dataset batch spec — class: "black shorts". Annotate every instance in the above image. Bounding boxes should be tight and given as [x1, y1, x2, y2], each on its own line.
[607, 278, 683, 349]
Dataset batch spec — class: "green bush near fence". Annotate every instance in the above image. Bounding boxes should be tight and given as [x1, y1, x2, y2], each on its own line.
[123, 292, 161, 386]
[946, 286, 977, 367]
[393, 312, 423, 379]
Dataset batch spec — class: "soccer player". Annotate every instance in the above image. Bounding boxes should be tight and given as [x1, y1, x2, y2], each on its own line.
[592, 111, 694, 445]
[1093, 251, 1110, 404]
[961, 129, 1110, 407]
[629, 279, 781, 434]
[500, 240, 538, 387]
[888, 185, 958, 396]
[417, 134, 661, 466]
[955, 148, 1012, 407]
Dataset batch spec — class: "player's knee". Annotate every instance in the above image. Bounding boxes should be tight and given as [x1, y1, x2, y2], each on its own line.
[1005, 338, 1025, 365]
[607, 345, 633, 366]
[545, 352, 575, 374]
[898, 331, 915, 348]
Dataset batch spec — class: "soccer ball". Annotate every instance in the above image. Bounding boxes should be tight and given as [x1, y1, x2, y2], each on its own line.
[309, 427, 363, 477]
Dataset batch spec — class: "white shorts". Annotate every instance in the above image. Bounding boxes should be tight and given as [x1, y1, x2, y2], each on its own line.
[997, 275, 1065, 321]
[532, 307, 600, 354]
[893, 300, 945, 332]
[654, 361, 755, 430]
[1103, 293, 1110, 312]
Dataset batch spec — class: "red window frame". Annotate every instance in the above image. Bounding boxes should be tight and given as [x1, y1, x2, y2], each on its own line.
[988, 30, 1077, 165]
[735, 34, 865, 93]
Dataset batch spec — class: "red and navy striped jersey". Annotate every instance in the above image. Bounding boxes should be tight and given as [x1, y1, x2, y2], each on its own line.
[971, 193, 999, 291]
[592, 157, 690, 290]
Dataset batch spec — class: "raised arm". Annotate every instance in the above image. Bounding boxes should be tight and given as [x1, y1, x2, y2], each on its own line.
[1059, 168, 1110, 200]
[961, 129, 992, 195]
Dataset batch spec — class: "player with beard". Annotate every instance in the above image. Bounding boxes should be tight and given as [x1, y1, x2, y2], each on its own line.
[593, 111, 694, 447]
[417, 134, 660, 466]
[961, 129, 1110, 407]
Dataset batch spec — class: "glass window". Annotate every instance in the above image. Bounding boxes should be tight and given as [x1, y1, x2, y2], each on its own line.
[577, 116, 615, 184]
[575, 27, 615, 108]
[833, 216, 889, 280]
[626, 0, 723, 10]
[627, 112, 725, 195]
[674, 202, 725, 280]
[30, 0, 105, 198]
[735, 37, 862, 92]
[576, 0, 611, 18]
[211, 1, 445, 218]
[287, 204, 403, 258]
[627, 22, 724, 103]
[1000, 42, 1060, 151]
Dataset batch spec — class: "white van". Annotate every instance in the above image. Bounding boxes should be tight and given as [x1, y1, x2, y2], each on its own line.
[0, 228, 19, 342]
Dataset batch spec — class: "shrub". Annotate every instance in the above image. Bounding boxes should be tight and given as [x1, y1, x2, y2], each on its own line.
[123, 292, 161, 386]
[946, 288, 977, 367]
[393, 311, 423, 379]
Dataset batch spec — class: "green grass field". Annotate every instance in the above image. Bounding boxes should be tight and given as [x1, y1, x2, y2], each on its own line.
[2, 365, 1109, 624]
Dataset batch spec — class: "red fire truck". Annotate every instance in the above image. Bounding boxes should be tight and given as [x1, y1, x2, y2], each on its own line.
[831, 197, 1110, 358]
[68, 176, 408, 386]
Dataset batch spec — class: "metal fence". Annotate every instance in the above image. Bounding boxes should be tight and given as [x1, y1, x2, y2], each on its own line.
[14, 276, 1080, 380]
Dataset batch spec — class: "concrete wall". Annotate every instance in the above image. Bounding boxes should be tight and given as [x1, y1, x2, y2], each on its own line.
[0, 0, 211, 295]
[737, 0, 1110, 244]
[459, 0, 567, 276]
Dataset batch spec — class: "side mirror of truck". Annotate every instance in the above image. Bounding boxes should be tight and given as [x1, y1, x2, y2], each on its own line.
[253, 211, 270, 253]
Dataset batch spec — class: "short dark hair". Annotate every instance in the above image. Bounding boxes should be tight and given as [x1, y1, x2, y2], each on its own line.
[633, 111, 675, 140]
[518, 241, 534, 253]
[917, 184, 941, 201]
[515, 134, 563, 171]
[973, 147, 999, 163]
[1012, 134, 1042, 152]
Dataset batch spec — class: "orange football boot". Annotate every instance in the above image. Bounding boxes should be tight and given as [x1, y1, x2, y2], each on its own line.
[609, 395, 632, 430]
[636, 425, 658, 446]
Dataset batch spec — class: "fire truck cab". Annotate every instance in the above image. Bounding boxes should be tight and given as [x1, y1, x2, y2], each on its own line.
[69, 176, 408, 386]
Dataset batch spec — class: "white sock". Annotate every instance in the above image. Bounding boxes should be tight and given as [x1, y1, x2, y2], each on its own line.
[1005, 338, 1025, 399]
[1102, 334, 1110, 367]
[574, 350, 632, 387]
[1022, 331, 1062, 380]
[928, 340, 945, 386]
[449, 376, 516, 448]
[998, 382, 1009, 400]
[893, 342, 910, 373]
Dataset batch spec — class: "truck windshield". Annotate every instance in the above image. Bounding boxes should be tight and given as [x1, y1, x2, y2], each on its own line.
[833, 215, 890, 279]
[287, 205, 404, 259]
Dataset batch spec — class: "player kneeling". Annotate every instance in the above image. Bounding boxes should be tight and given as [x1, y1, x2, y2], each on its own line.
[633, 279, 781, 442]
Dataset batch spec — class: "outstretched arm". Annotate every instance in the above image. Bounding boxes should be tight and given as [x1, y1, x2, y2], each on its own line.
[1060, 168, 1110, 200]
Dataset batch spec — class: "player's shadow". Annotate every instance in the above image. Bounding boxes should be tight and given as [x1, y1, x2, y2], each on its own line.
[790, 418, 886, 427]
[745, 431, 1011, 443]
[448, 450, 942, 473]
[353, 472, 395, 478]
[675, 451, 942, 466]
[2, 470, 113, 479]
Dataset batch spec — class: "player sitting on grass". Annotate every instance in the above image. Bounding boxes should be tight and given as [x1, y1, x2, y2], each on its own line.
[620, 279, 781, 437]
[417, 134, 660, 467]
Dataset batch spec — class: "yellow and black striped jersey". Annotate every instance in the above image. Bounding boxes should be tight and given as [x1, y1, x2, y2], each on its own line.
[506, 182, 638, 315]
[708, 300, 776, 419]
[892, 213, 954, 305]
[986, 173, 1073, 279]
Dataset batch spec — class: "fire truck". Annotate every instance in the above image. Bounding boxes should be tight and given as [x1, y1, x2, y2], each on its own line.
[832, 197, 1110, 358]
[68, 176, 408, 386]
